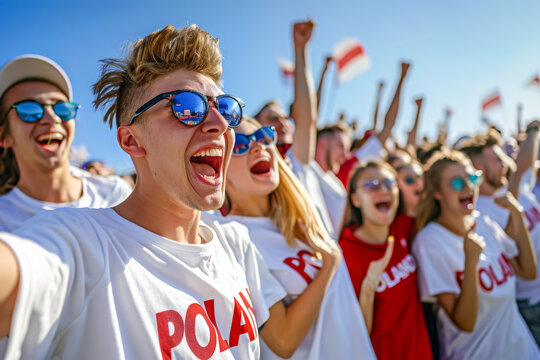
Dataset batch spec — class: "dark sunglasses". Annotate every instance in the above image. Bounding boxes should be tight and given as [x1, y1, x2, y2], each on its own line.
[450, 171, 483, 192]
[404, 175, 420, 185]
[233, 126, 277, 156]
[362, 178, 397, 192]
[129, 90, 244, 128]
[6, 100, 80, 122]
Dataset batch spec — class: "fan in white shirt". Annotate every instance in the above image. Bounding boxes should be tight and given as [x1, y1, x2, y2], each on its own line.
[0, 24, 295, 359]
[0, 55, 132, 233]
[218, 116, 375, 359]
[413, 150, 539, 359]
[459, 123, 540, 344]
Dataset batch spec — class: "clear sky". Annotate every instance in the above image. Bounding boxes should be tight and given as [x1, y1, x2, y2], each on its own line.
[1, 0, 539, 174]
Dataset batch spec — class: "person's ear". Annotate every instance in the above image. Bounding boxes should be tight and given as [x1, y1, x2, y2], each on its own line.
[0, 129, 13, 148]
[351, 192, 362, 208]
[433, 189, 443, 201]
[117, 126, 146, 157]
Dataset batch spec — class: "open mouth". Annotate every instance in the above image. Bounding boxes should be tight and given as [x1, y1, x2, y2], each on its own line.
[35, 132, 65, 153]
[190, 148, 223, 181]
[459, 195, 474, 210]
[374, 200, 393, 212]
[250, 160, 272, 176]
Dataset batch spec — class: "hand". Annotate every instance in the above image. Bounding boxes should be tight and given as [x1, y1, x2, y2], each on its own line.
[298, 220, 341, 269]
[415, 97, 424, 108]
[494, 192, 523, 213]
[525, 119, 540, 133]
[364, 236, 394, 290]
[400, 62, 411, 78]
[463, 223, 485, 265]
[293, 20, 315, 48]
[378, 81, 385, 90]
[325, 56, 333, 65]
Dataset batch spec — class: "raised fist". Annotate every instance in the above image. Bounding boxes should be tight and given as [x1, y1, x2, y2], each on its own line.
[293, 19, 315, 47]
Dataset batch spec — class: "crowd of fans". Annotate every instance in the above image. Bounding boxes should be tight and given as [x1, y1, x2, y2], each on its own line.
[0, 19, 539, 360]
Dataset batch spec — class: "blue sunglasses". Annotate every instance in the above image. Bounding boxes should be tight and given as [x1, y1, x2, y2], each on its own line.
[129, 90, 244, 128]
[450, 171, 483, 192]
[233, 126, 277, 155]
[7, 100, 80, 122]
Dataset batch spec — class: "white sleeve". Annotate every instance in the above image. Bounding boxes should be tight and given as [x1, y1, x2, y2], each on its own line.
[412, 231, 461, 299]
[354, 136, 386, 162]
[0, 230, 74, 360]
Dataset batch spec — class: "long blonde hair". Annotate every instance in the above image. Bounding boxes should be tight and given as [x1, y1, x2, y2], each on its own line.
[227, 117, 332, 249]
[416, 150, 473, 231]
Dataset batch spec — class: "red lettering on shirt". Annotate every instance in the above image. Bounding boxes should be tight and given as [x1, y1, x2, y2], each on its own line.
[283, 250, 320, 284]
[455, 253, 514, 293]
[156, 291, 257, 359]
[524, 207, 540, 231]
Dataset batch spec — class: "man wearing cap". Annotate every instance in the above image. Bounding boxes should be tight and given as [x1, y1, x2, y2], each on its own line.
[0, 54, 132, 232]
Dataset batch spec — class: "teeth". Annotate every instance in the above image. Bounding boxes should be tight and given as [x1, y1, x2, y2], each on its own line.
[37, 133, 64, 142]
[192, 148, 223, 157]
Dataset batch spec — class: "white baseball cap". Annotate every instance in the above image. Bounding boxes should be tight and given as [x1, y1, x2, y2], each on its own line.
[0, 54, 72, 101]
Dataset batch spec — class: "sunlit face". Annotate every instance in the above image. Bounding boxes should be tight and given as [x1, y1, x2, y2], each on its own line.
[397, 163, 424, 209]
[326, 131, 351, 174]
[2, 81, 75, 174]
[126, 69, 234, 211]
[435, 162, 479, 218]
[351, 167, 400, 226]
[226, 122, 279, 199]
[480, 146, 508, 190]
[257, 104, 293, 144]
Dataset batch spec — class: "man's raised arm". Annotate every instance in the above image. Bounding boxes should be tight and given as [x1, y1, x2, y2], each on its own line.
[0, 240, 19, 338]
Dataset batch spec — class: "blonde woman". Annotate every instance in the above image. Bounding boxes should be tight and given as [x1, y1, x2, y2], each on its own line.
[213, 117, 376, 359]
[338, 161, 432, 360]
[413, 150, 539, 359]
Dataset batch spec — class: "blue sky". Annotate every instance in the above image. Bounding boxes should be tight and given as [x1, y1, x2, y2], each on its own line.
[1, 0, 539, 173]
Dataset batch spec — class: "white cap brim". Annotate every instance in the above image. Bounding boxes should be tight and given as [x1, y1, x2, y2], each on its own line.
[0, 54, 72, 100]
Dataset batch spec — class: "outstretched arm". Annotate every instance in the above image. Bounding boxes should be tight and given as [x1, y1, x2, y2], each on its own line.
[291, 20, 318, 165]
[507, 121, 540, 198]
[0, 241, 19, 338]
[316, 56, 333, 113]
[406, 97, 424, 148]
[371, 81, 385, 132]
[377, 62, 410, 145]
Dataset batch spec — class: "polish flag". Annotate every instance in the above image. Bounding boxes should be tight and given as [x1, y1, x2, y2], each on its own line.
[526, 74, 540, 87]
[481, 91, 502, 112]
[276, 58, 294, 79]
[333, 38, 370, 83]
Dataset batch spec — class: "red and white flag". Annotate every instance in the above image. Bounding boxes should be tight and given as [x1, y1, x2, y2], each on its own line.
[526, 74, 540, 87]
[481, 91, 501, 112]
[333, 38, 370, 83]
[276, 58, 294, 80]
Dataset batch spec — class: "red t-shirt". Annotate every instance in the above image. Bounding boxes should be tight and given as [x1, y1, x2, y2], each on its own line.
[336, 155, 359, 189]
[339, 215, 432, 360]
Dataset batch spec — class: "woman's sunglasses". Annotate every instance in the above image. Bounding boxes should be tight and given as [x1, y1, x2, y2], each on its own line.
[450, 171, 483, 192]
[361, 178, 397, 192]
[129, 90, 244, 128]
[233, 126, 277, 156]
[404, 175, 420, 185]
[6, 100, 80, 122]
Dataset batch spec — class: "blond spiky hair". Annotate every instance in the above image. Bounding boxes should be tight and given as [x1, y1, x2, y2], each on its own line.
[93, 24, 223, 128]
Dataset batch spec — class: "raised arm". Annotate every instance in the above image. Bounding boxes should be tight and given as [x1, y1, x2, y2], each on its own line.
[377, 62, 410, 146]
[371, 81, 385, 132]
[406, 97, 424, 148]
[0, 240, 19, 338]
[291, 20, 318, 165]
[507, 120, 540, 198]
[260, 221, 341, 358]
[316, 56, 333, 113]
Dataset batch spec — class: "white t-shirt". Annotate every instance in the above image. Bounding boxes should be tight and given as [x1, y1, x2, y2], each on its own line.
[310, 161, 347, 235]
[288, 152, 335, 238]
[0, 167, 132, 232]
[213, 214, 377, 360]
[0, 207, 285, 360]
[412, 214, 540, 360]
[476, 191, 540, 305]
[354, 136, 386, 162]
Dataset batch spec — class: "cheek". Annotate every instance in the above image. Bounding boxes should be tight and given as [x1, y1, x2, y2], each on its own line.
[226, 158, 248, 186]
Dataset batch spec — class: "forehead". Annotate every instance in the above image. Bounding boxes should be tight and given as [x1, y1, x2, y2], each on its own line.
[358, 167, 395, 181]
[146, 69, 223, 103]
[260, 104, 287, 119]
[399, 163, 423, 176]
[236, 121, 259, 134]
[3, 81, 67, 104]
[441, 162, 470, 179]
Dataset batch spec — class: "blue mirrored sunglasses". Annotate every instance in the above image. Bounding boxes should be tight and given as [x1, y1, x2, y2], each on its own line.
[233, 126, 277, 156]
[450, 171, 483, 192]
[362, 178, 397, 192]
[7, 100, 80, 122]
[129, 90, 244, 128]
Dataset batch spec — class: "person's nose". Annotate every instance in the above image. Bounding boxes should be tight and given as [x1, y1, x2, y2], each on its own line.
[200, 101, 228, 135]
[39, 104, 61, 125]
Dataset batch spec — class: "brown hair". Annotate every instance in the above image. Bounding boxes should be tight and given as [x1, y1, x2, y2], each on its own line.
[416, 150, 473, 231]
[253, 100, 280, 122]
[93, 24, 223, 128]
[316, 122, 350, 140]
[227, 117, 332, 249]
[456, 129, 501, 159]
[0, 95, 18, 194]
[339, 161, 397, 238]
